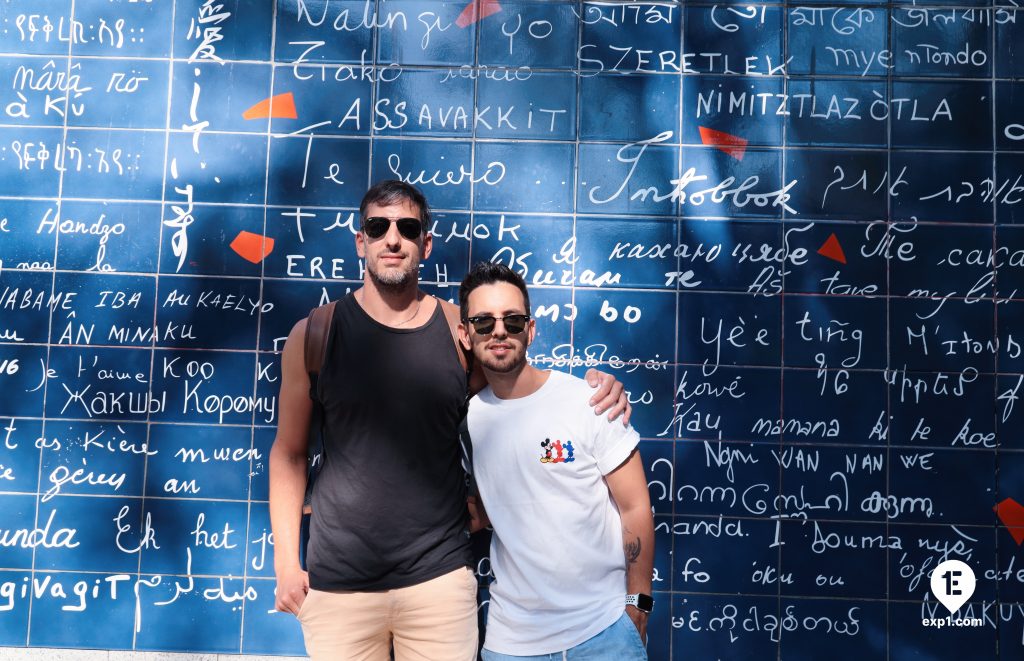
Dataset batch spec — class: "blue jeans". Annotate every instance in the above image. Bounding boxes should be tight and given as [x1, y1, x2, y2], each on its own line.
[481, 611, 647, 660]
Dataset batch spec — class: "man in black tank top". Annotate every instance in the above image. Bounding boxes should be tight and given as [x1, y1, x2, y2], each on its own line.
[268, 181, 631, 661]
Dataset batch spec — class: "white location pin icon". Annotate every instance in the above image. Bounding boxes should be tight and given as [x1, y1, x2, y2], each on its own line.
[930, 559, 976, 615]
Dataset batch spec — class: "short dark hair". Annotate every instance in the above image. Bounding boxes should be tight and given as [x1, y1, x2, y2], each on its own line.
[459, 262, 531, 320]
[359, 180, 431, 230]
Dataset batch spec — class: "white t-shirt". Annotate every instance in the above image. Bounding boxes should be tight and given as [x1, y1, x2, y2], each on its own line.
[467, 370, 640, 655]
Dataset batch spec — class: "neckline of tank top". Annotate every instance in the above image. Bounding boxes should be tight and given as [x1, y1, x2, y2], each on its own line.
[349, 291, 440, 334]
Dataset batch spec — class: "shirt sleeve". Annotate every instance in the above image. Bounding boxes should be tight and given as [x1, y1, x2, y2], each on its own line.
[591, 412, 640, 476]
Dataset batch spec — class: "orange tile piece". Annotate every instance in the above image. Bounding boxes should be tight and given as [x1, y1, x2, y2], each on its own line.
[994, 498, 1024, 546]
[817, 233, 847, 265]
[698, 126, 748, 161]
[456, 0, 501, 27]
[243, 92, 297, 120]
[230, 231, 275, 264]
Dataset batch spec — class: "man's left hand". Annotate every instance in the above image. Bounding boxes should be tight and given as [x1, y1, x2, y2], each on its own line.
[626, 605, 648, 644]
[585, 369, 631, 425]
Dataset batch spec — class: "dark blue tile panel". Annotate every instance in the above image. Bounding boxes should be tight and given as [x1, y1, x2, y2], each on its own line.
[274, 0, 375, 64]
[892, 9, 992, 77]
[242, 577, 307, 655]
[786, 78, 888, 149]
[377, 1, 475, 67]
[39, 419, 147, 500]
[0, 127, 63, 197]
[580, 3, 682, 74]
[171, 61, 273, 134]
[146, 423, 254, 501]
[371, 137, 472, 211]
[575, 216, 677, 290]
[783, 368, 887, 445]
[0, 417, 42, 495]
[479, 72, 578, 141]
[890, 298, 995, 373]
[780, 519, 889, 599]
[888, 448, 996, 526]
[35, 496, 144, 573]
[783, 294, 886, 371]
[678, 218, 783, 293]
[60, 128, 166, 202]
[159, 203, 266, 278]
[578, 140, 679, 217]
[50, 272, 157, 348]
[140, 499, 249, 576]
[474, 141, 575, 213]
[673, 440, 779, 517]
[672, 594, 778, 658]
[134, 575, 245, 652]
[0, 570, 30, 645]
[173, 0, 274, 62]
[272, 69, 372, 137]
[0, 1, 73, 56]
[377, 69, 473, 137]
[0, 57, 71, 127]
[472, 213, 574, 287]
[682, 76, 782, 148]
[0, 200, 58, 270]
[678, 291, 780, 367]
[998, 82, 1024, 153]
[778, 598, 886, 660]
[890, 599, 996, 660]
[154, 275, 262, 350]
[56, 200, 161, 273]
[149, 349, 260, 425]
[0, 270, 52, 344]
[0, 344, 47, 418]
[70, 0, 174, 58]
[683, 6, 784, 76]
[785, 148, 888, 221]
[781, 220, 888, 297]
[891, 151, 993, 224]
[585, 74, 680, 143]
[674, 516, 779, 595]
[780, 445, 888, 522]
[788, 7, 889, 76]
[891, 81, 992, 151]
[68, 57, 169, 129]
[573, 289, 675, 364]
[479, 2, 578, 69]
[0, 495, 38, 570]
[169, 131, 269, 205]
[27, 571, 135, 648]
[45, 346, 153, 422]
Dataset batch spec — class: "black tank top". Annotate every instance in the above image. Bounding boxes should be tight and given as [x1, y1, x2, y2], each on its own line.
[307, 293, 473, 591]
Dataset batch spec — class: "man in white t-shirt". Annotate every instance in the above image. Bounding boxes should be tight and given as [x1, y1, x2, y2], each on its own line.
[458, 262, 655, 660]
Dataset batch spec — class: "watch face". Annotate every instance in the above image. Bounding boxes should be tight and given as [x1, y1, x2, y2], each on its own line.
[637, 594, 655, 612]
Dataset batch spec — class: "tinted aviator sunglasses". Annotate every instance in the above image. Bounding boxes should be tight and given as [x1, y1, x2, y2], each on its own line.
[465, 314, 530, 335]
[362, 216, 424, 240]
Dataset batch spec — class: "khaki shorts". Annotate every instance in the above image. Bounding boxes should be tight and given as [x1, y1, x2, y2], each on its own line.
[298, 567, 479, 661]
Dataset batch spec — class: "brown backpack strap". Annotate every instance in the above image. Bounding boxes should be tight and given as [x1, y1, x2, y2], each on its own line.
[439, 299, 469, 373]
[439, 298, 487, 395]
[304, 300, 337, 376]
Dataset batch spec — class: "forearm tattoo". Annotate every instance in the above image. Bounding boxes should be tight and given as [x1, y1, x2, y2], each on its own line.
[624, 536, 641, 564]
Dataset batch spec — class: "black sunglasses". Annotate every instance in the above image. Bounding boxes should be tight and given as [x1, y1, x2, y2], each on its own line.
[362, 216, 424, 241]
[465, 314, 530, 335]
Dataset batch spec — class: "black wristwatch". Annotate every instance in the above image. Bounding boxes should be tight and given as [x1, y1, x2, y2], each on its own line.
[625, 593, 654, 614]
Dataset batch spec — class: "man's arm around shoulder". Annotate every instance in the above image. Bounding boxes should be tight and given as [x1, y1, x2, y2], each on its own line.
[605, 449, 655, 642]
[269, 318, 313, 615]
